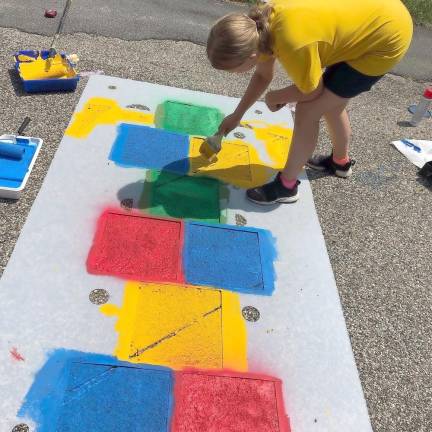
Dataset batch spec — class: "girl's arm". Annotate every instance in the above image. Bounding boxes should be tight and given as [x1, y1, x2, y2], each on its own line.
[265, 80, 324, 111]
[218, 57, 276, 135]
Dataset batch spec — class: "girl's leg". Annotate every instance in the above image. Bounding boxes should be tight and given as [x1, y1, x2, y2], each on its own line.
[282, 89, 349, 181]
[324, 107, 351, 160]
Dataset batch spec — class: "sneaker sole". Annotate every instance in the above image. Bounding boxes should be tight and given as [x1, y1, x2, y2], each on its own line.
[246, 193, 300, 205]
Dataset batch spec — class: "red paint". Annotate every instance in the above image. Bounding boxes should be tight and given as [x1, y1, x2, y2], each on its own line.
[172, 369, 291, 432]
[10, 347, 25, 362]
[87, 209, 184, 283]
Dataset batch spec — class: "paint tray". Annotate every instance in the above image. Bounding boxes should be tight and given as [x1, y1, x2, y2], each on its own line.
[0, 134, 43, 199]
[14, 50, 79, 93]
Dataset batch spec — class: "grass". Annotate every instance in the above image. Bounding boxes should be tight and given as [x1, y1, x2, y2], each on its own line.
[402, 0, 432, 26]
[234, 0, 432, 26]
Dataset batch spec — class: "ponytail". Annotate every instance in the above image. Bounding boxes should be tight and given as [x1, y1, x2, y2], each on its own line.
[207, 4, 274, 70]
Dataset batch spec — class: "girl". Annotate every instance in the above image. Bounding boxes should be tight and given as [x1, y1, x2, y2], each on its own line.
[207, 0, 413, 204]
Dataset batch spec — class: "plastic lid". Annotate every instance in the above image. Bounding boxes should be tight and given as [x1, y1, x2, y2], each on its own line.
[424, 87, 432, 99]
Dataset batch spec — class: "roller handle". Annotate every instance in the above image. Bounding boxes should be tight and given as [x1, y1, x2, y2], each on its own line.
[18, 117, 31, 135]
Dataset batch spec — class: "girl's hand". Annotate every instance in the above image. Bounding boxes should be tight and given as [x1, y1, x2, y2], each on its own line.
[218, 113, 242, 136]
[265, 90, 287, 112]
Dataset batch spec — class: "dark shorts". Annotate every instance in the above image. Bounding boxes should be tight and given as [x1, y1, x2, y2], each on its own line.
[323, 62, 384, 99]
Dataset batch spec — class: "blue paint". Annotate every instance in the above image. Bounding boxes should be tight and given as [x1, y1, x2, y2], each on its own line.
[0, 142, 24, 160]
[18, 349, 174, 432]
[183, 221, 277, 295]
[109, 123, 190, 174]
[0, 138, 36, 188]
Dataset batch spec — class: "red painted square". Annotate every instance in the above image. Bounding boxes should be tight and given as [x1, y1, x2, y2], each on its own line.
[86, 210, 184, 282]
[172, 370, 290, 432]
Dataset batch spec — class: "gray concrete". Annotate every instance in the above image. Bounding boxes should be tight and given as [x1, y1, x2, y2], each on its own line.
[0, 0, 431, 80]
[0, 0, 245, 43]
[393, 25, 432, 81]
[0, 4, 431, 432]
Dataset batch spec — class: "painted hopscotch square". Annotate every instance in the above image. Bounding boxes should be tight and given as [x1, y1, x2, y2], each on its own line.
[18, 350, 174, 432]
[86, 210, 184, 283]
[172, 370, 291, 432]
[103, 282, 247, 371]
[183, 221, 276, 295]
[190, 137, 252, 182]
[57, 362, 173, 432]
[141, 170, 222, 223]
[109, 123, 190, 173]
[155, 100, 224, 137]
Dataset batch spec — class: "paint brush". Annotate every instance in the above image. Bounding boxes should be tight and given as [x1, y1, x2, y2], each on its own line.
[199, 133, 223, 163]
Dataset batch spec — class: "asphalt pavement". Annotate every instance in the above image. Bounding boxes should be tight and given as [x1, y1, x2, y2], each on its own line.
[0, 2, 431, 431]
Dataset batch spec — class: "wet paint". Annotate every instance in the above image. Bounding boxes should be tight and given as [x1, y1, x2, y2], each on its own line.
[155, 101, 224, 137]
[65, 98, 154, 139]
[109, 124, 190, 173]
[172, 370, 291, 432]
[100, 281, 247, 371]
[86, 210, 185, 284]
[140, 170, 222, 223]
[18, 349, 173, 432]
[18, 55, 74, 80]
[183, 221, 277, 295]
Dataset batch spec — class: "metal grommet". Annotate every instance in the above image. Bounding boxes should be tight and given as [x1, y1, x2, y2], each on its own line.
[89, 289, 110, 305]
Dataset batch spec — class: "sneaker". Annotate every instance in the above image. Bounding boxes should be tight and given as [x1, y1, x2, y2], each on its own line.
[246, 173, 300, 205]
[306, 154, 355, 178]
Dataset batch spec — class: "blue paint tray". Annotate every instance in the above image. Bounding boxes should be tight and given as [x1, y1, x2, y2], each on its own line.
[0, 134, 43, 199]
[14, 50, 79, 93]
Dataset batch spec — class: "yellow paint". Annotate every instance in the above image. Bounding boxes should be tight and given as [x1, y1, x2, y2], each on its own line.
[189, 120, 293, 188]
[243, 120, 293, 169]
[100, 281, 248, 371]
[65, 98, 154, 138]
[18, 54, 76, 80]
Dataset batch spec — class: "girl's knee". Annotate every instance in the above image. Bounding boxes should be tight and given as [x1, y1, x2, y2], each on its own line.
[295, 101, 324, 123]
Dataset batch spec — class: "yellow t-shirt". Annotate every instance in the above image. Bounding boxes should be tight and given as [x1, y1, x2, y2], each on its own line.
[267, 0, 413, 93]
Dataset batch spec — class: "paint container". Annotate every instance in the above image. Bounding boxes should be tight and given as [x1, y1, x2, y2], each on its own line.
[14, 50, 79, 93]
[0, 134, 43, 199]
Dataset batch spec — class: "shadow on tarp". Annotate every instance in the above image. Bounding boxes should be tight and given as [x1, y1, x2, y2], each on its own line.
[116, 155, 281, 219]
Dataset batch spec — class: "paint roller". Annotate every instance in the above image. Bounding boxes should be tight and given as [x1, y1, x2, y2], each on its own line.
[46, 0, 73, 69]
[0, 117, 31, 160]
[0, 143, 24, 161]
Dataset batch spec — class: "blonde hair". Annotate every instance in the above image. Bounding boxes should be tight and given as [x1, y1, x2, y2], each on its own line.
[207, 4, 273, 70]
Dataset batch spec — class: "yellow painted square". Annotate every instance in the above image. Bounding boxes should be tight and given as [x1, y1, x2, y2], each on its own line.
[101, 282, 247, 371]
[190, 137, 252, 182]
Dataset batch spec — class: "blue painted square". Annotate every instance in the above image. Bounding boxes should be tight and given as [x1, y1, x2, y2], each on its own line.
[183, 222, 276, 295]
[109, 123, 190, 174]
[18, 350, 173, 432]
[0, 138, 37, 188]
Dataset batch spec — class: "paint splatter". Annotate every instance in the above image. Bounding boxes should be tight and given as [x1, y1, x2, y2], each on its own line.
[10, 347, 25, 362]
[172, 370, 291, 432]
[100, 282, 247, 371]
